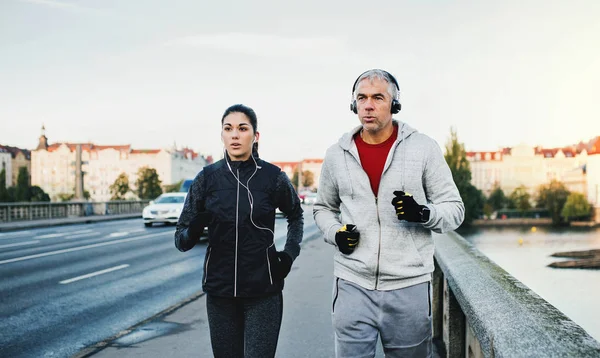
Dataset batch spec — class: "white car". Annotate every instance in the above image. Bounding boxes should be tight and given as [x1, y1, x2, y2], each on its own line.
[142, 192, 187, 227]
[303, 192, 318, 205]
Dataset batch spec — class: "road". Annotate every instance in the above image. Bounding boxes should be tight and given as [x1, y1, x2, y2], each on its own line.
[0, 209, 318, 358]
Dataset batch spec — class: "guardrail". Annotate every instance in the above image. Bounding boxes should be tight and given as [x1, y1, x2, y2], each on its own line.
[0, 201, 150, 223]
[432, 231, 600, 357]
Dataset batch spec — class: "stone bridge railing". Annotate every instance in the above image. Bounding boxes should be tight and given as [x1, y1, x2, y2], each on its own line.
[0, 201, 150, 223]
[432, 231, 600, 357]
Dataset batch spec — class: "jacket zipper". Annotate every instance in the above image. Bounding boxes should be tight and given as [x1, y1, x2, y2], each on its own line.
[234, 169, 240, 297]
[203, 247, 211, 285]
[375, 196, 382, 289]
[266, 242, 274, 285]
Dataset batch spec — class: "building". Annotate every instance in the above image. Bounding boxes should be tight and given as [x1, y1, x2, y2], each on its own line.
[272, 158, 323, 192]
[31, 127, 209, 202]
[467, 136, 600, 205]
[0, 147, 11, 187]
[0, 144, 31, 187]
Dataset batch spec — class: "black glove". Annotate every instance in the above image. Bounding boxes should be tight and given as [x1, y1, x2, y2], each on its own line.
[335, 224, 359, 255]
[275, 251, 293, 280]
[187, 211, 212, 240]
[392, 191, 427, 223]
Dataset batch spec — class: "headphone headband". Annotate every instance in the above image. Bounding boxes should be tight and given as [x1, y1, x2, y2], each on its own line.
[351, 69, 400, 95]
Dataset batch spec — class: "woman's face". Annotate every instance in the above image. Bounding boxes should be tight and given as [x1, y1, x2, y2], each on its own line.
[221, 112, 258, 161]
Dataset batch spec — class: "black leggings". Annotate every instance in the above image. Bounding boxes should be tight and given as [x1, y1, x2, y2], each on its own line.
[206, 293, 283, 358]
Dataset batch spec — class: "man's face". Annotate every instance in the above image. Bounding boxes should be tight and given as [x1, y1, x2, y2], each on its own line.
[355, 77, 393, 133]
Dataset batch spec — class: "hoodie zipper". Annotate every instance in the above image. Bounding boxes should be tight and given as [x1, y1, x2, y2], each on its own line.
[375, 196, 382, 289]
[234, 168, 240, 297]
[346, 147, 384, 290]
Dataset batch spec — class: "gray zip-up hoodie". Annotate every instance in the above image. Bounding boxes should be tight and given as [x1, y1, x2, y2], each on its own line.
[313, 120, 464, 290]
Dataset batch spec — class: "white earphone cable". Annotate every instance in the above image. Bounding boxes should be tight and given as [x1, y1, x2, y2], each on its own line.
[224, 148, 274, 237]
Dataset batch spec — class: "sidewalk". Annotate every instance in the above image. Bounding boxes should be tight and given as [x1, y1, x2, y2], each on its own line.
[0, 214, 140, 232]
[76, 232, 342, 358]
[73, 231, 444, 358]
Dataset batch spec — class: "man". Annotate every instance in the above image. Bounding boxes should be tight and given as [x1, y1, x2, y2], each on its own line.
[313, 69, 464, 358]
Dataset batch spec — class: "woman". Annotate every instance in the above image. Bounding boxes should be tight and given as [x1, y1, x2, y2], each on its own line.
[174, 104, 304, 358]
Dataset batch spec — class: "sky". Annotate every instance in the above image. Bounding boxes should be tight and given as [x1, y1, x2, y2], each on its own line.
[1, 0, 599, 162]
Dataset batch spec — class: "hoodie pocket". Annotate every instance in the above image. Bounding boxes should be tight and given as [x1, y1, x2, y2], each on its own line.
[382, 224, 426, 279]
[406, 225, 426, 266]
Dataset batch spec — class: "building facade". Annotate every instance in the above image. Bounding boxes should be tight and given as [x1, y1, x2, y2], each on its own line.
[0, 144, 31, 187]
[0, 148, 12, 187]
[468, 137, 600, 206]
[31, 128, 209, 202]
[272, 158, 323, 192]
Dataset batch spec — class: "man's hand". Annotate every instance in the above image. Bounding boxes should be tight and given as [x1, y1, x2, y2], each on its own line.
[335, 224, 359, 255]
[392, 191, 427, 223]
[275, 251, 293, 280]
[187, 211, 212, 240]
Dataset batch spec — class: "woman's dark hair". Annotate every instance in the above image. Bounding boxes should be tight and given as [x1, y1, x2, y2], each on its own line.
[221, 104, 258, 133]
[221, 104, 260, 157]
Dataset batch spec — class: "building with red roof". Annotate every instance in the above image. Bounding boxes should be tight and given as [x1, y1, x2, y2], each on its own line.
[30, 126, 210, 201]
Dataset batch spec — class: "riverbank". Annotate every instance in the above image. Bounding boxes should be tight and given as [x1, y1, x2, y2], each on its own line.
[548, 249, 600, 269]
[472, 218, 599, 228]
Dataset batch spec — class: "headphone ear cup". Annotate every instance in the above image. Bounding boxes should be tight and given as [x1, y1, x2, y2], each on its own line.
[391, 100, 401, 114]
[350, 100, 358, 114]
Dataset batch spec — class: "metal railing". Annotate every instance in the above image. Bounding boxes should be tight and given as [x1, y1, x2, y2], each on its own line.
[0, 201, 150, 223]
[432, 231, 600, 357]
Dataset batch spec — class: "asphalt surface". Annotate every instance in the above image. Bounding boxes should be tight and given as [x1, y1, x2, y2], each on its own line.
[0, 211, 320, 358]
[2, 210, 440, 358]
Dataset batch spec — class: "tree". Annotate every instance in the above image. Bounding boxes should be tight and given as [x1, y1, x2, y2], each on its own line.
[164, 179, 183, 193]
[509, 186, 531, 213]
[29, 186, 50, 202]
[301, 170, 314, 188]
[561, 192, 592, 222]
[6, 187, 16, 202]
[487, 185, 507, 211]
[483, 203, 494, 219]
[15, 167, 31, 202]
[444, 127, 484, 226]
[110, 172, 131, 200]
[57, 193, 75, 202]
[0, 168, 7, 202]
[135, 166, 163, 200]
[291, 171, 299, 190]
[536, 180, 570, 225]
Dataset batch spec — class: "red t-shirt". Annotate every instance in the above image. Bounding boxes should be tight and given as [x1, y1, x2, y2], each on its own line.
[354, 124, 398, 197]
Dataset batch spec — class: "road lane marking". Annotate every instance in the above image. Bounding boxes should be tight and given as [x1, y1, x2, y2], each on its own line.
[0, 240, 40, 249]
[34, 233, 63, 239]
[64, 229, 95, 235]
[108, 232, 129, 238]
[64, 233, 99, 239]
[0, 230, 32, 237]
[59, 264, 130, 284]
[0, 232, 167, 265]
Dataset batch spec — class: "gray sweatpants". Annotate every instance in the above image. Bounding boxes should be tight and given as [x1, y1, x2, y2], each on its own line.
[332, 278, 432, 358]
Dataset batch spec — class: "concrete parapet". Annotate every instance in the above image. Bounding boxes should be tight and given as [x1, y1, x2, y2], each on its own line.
[433, 231, 600, 357]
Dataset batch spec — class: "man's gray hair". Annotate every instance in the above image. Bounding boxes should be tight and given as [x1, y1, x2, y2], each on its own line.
[353, 69, 399, 101]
